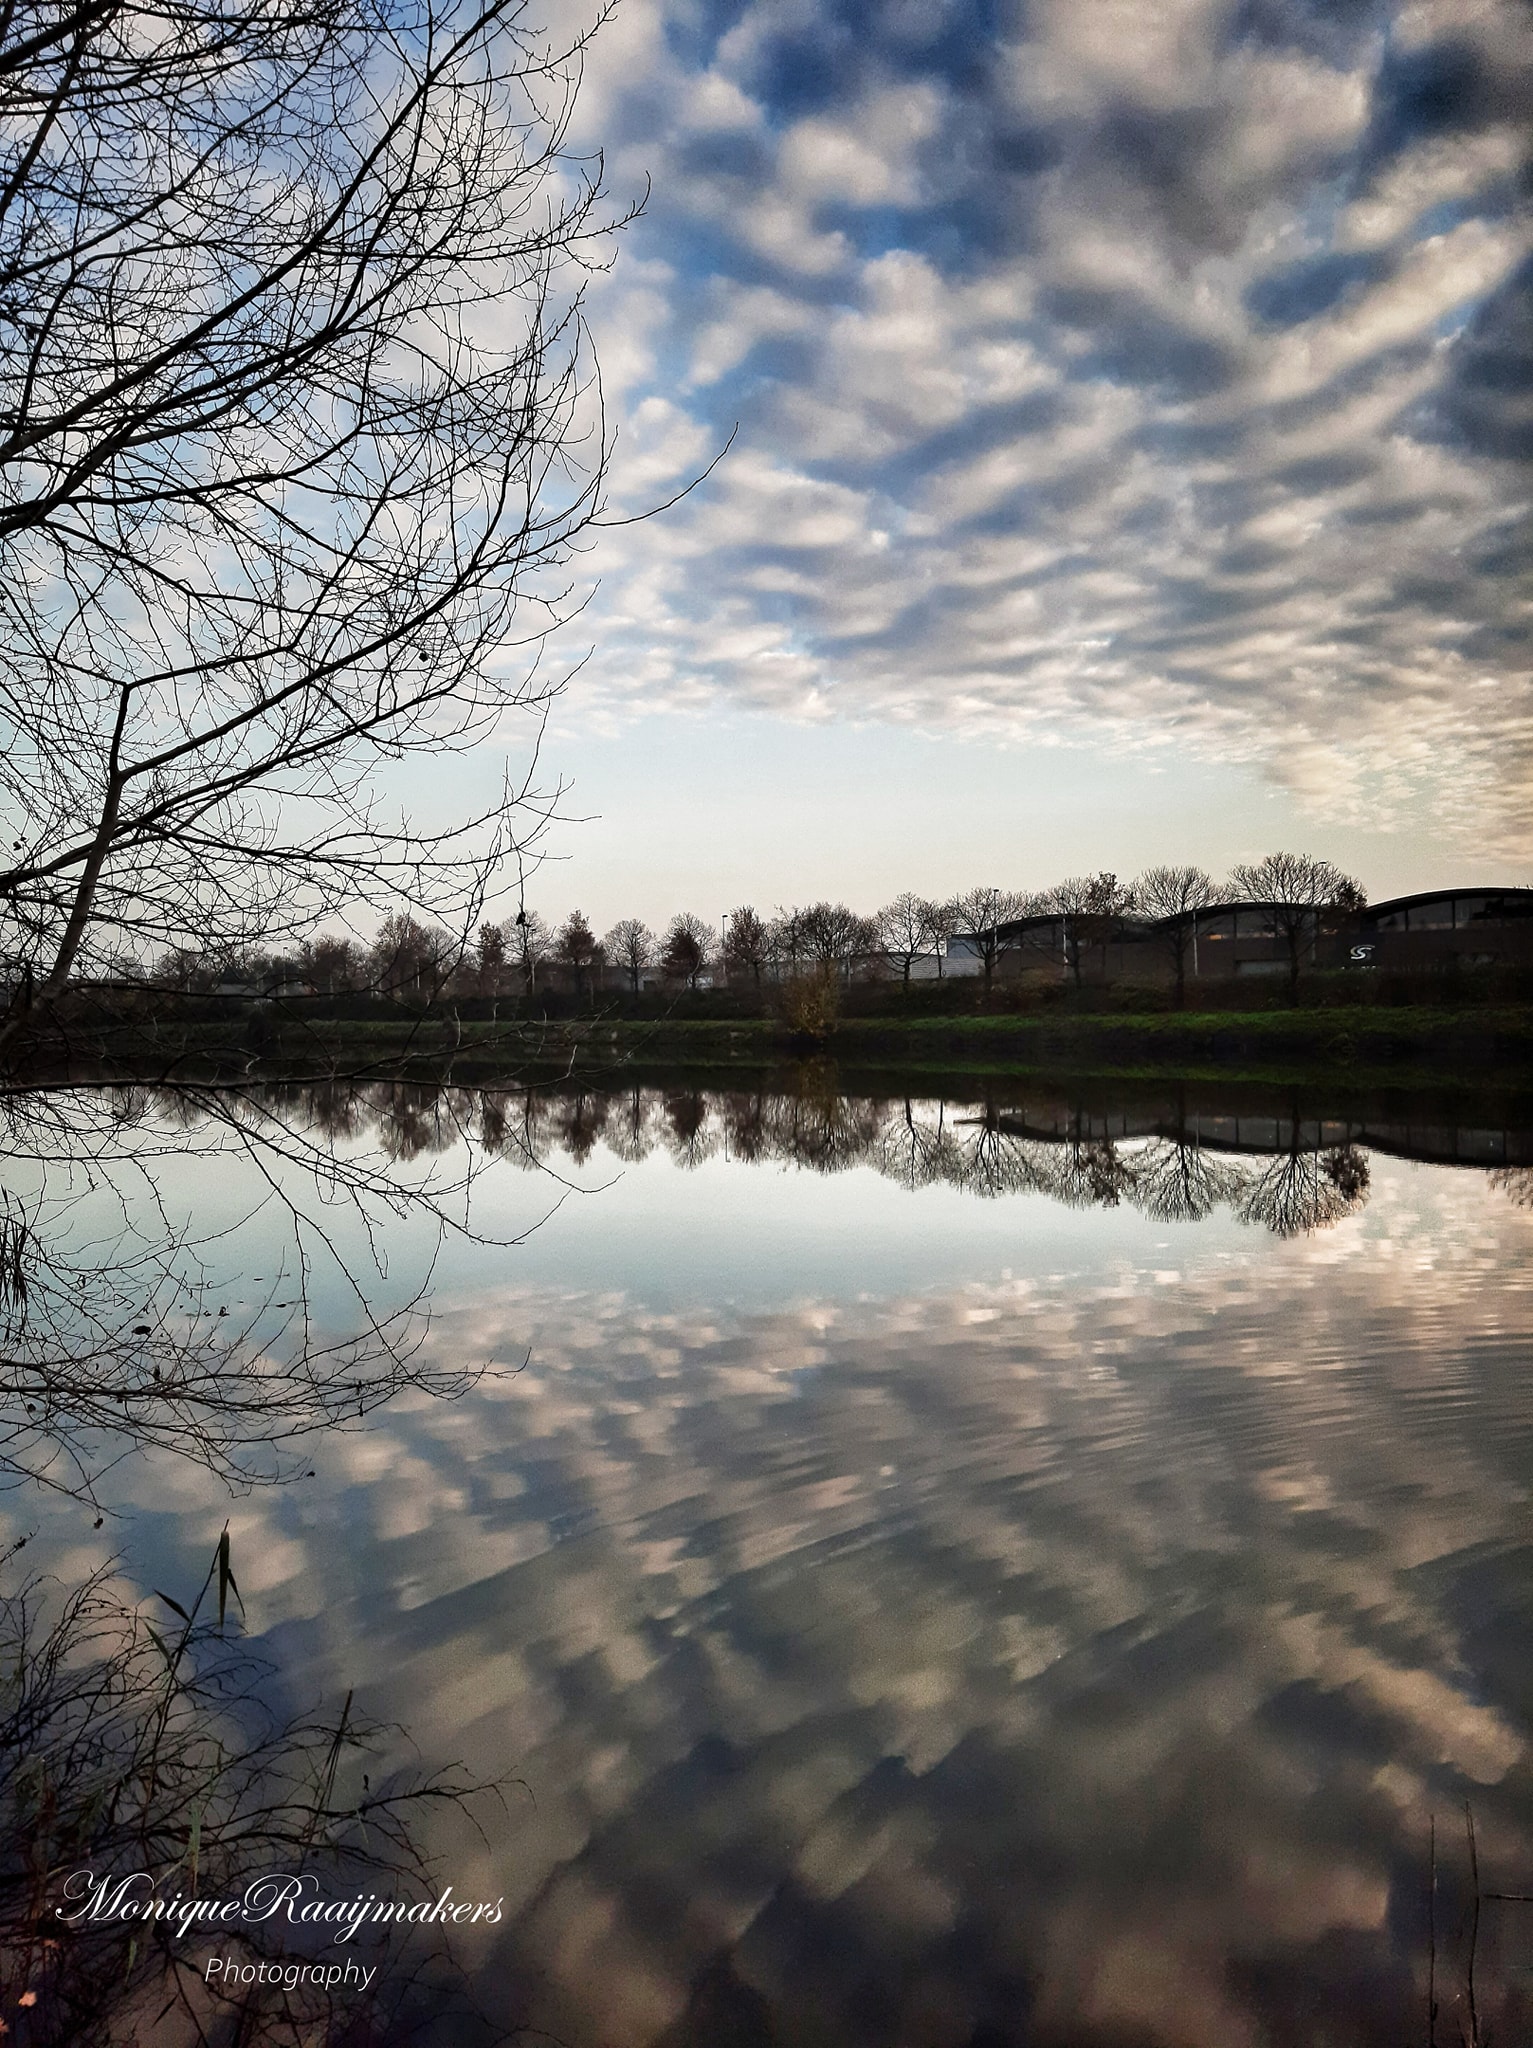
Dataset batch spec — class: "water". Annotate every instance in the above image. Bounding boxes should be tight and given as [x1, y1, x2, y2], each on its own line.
[7, 1077, 1533, 2044]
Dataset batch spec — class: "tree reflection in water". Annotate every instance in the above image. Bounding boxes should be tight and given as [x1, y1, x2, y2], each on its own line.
[0, 1081, 552, 2040]
[0, 1074, 1435, 1514]
[0, 1542, 503, 2047]
[1129, 1134, 1248, 1224]
[1491, 1165, 1533, 1210]
[1235, 1141, 1371, 1238]
[453, 1077, 1387, 1237]
[0, 1084, 545, 1507]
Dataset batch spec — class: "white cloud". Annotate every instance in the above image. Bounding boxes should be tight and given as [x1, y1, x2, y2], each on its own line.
[1337, 126, 1528, 250]
[778, 83, 943, 207]
[553, 0, 1533, 855]
[1259, 218, 1531, 401]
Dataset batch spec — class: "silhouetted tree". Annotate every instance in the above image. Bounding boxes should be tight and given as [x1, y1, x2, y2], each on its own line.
[875, 1098, 965, 1189]
[0, 1083, 497, 1505]
[924, 897, 956, 979]
[1226, 852, 1366, 1000]
[876, 892, 938, 986]
[797, 902, 875, 980]
[475, 922, 508, 1000]
[768, 907, 808, 975]
[510, 910, 550, 996]
[1040, 874, 1130, 989]
[1236, 1141, 1371, 1235]
[556, 910, 601, 1001]
[604, 918, 656, 994]
[1491, 1167, 1533, 1210]
[1133, 1132, 1247, 1221]
[369, 913, 448, 1002]
[300, 933, 363, 997]
[947, 886, 1028, 992]
[662, 913, 712, 990]
[722, 906, 770, 990]
[1133, 864, 1218, 1005]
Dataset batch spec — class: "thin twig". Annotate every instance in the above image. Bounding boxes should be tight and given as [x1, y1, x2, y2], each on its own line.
[1465, 1800, 1481, 2048]
[1429, 1811, 1437, 2048]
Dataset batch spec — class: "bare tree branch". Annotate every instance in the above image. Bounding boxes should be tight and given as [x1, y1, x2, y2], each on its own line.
[0, 0, 632, 1060]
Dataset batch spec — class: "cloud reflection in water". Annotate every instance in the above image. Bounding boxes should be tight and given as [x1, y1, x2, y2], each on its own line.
[211, 1143, 1533, 2048]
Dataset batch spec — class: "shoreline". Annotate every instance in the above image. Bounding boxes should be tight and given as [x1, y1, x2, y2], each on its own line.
[9, 1002, 1533, 1100]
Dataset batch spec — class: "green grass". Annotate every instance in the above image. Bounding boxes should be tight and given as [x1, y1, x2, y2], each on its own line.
[36, 1001, 1533, 1096]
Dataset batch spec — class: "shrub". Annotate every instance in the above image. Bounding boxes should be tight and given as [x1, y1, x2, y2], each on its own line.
[775, 965, 839, 1042]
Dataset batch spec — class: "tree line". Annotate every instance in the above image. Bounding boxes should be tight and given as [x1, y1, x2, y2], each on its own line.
[141, 851, 1363, 1006]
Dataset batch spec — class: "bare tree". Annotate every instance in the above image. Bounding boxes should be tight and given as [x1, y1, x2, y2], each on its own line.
[0, 1083, 512, 1508]
[301, 933, 363, 998]
[1490, 1167, 1533, 1211]
[1084, 872, 1135, 980]
[369, 913, 450, 1003]
[722, 905, 770, 990]
[509, 908, 550, 997]
[1226, 852, 1366, 1000]
[388, 1076, 1395, 1240]
[662, 912, 713, 990]
[604, 917, 655, 994]
[0, 0, 627, 1064]
[1039, 874, 1130, 989]
[796, 902, 875, 981]
[1235, 1141, 1370, 1235]
[923, 896, 956, 980]
[875, 1097, 965, 1190]
[768, 907, 808, 976]
[151, 945, 206, 995]
[1133, 1133, 1248, 1221]
[1041, 876, 1091, 989]
[876, 892, 937, 987]
[947, 887, 1027, 993]
[1133, 864, 1218, 1006]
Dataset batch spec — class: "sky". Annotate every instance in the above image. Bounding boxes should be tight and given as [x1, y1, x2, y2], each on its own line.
[490, 0, 1532, 932]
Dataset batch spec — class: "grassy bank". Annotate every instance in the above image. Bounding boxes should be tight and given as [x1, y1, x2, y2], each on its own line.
[26, 999, 1533, 1096]
[829, 1002, 1533, 1086]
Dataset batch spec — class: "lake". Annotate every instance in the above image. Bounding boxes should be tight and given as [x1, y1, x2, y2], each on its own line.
[7, 1075, 1533, 2045]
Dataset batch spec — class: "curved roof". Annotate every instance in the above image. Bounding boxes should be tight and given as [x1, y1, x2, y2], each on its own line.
[1363, 886, 1533, 924]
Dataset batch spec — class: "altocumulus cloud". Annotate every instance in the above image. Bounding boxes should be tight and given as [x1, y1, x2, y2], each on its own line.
[560, 0, 1533, 852]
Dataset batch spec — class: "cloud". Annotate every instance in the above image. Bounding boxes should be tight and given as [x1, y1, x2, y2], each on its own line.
[561, 0, 1533, 853]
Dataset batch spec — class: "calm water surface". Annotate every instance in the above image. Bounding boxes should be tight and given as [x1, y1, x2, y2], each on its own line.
[13, 1083, 1533, 2045]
